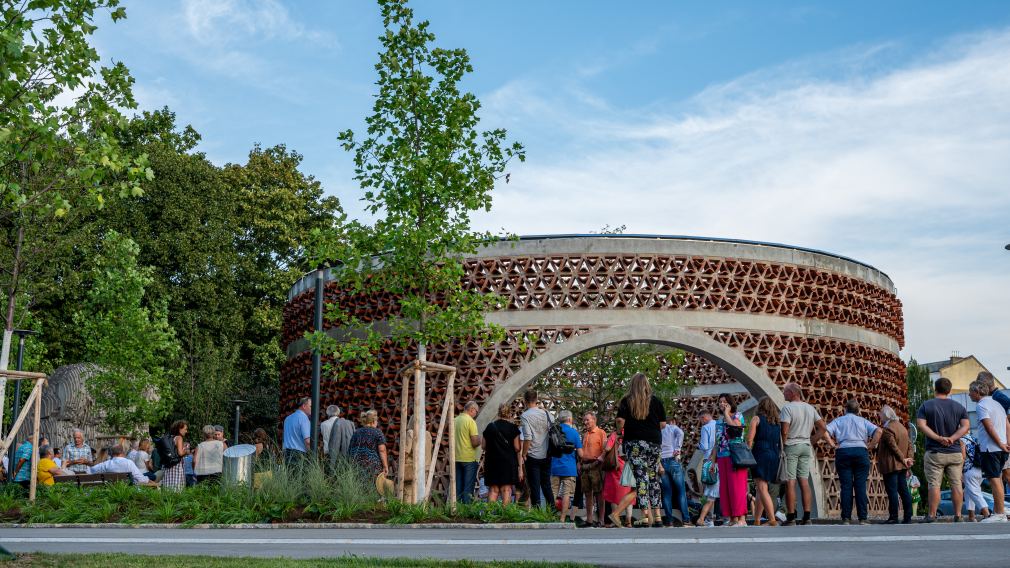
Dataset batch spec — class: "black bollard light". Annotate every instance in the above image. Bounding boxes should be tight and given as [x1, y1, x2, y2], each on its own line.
[230, 399, 247, 446]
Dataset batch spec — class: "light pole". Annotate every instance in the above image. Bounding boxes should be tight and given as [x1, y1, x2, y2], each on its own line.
[310, 268, 325, 455]
[6, 329, 38, 442]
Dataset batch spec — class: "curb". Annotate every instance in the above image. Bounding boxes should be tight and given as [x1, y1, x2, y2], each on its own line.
[1, 522, 575, 530]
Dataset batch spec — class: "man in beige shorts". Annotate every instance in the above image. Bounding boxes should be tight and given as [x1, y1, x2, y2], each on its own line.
[779, 383, 828, 526]
[915, 377, 970, 522]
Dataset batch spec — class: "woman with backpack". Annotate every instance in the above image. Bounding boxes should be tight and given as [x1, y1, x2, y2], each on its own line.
[482, 403, 522, 504]
[161, 420, 191, 492]
[616, 373, 666, 527]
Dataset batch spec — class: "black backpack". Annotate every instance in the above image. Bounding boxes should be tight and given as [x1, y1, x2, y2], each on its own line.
[546, 410, 575, 458]
[155, 433, 181, 469]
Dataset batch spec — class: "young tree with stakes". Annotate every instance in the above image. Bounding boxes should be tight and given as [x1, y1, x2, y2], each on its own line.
[308, 0, 524, 500]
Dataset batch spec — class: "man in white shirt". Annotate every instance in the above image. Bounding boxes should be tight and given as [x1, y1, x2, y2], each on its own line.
[520, 390, 554, 509]
[969, 380, 1009, 522]
[89, 445, 158, 487]
[660, 417, 688, 526]
[779, 382, 827, 526]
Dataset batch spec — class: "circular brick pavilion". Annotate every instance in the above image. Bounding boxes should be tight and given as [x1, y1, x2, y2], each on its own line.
[281, 235, 906, 517]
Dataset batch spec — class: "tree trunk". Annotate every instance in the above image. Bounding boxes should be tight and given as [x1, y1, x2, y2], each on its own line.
[0, 225, 25, 431]
[414, 342, 427, 501]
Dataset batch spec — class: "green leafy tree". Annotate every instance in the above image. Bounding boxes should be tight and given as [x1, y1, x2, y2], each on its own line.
[308, 0, 524, 377]
[906, 358, 931, 489]
[74, 230, 179, 435]
[223, 143, 342, 433]
[23, 110, 341, 434]
[533, 344, 687, 428]
[1, 0, 149, 423]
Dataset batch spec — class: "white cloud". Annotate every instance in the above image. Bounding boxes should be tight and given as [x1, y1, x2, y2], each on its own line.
[477, 28, 1010, 379]
[181, 0, 337, 49]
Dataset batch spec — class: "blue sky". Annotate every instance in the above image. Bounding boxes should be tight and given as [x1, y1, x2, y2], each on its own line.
[94, 1, 1010, 379]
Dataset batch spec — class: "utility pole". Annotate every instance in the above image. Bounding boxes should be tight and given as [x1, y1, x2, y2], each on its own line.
[309, 268, 325, 454]
[4, 329, 37, 442]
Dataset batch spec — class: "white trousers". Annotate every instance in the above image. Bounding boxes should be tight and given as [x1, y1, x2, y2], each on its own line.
[964, 467, 988, 513]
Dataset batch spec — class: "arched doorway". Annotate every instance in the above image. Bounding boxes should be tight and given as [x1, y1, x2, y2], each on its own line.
[475, 324, 825, 516]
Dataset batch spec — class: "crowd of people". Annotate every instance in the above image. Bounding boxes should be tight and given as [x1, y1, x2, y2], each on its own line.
[442, 370, 1010, 526]
[0, 420, 240, 493]
[6, 368, 1008, 529]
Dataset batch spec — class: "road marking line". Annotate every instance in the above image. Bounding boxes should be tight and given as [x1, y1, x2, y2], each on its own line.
[4, 534, 1010, 546]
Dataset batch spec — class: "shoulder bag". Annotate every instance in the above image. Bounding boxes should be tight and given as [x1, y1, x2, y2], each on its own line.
[701, 459, 719, 485]
[602, 436, 619, 471]
[728, 439, 757, 469]
[619, 460, 636, 488]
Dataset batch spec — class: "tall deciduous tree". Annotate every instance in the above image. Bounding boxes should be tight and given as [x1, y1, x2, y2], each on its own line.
[74, 230, 179, 435]
[309, 0, 524, 368]
[308, 0, 524, 499]
[1, 0, 149, 425]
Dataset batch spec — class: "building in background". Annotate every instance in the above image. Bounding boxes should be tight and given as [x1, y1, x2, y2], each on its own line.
[922, 354, 1005, 394]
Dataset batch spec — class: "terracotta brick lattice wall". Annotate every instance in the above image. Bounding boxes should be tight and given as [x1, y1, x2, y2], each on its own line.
[281, 247, 906, 516]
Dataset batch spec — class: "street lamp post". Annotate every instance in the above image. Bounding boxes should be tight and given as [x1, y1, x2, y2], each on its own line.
[6, 329, 38, 442]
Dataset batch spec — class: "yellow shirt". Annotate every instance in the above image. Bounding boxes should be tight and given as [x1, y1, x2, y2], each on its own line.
[38, 458, 58, 486]
[454, 413, 479, 463]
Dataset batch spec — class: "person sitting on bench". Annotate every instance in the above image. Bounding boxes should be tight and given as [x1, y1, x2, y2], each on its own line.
[38, 445, 71, 486]
[88, 445, 159, 487]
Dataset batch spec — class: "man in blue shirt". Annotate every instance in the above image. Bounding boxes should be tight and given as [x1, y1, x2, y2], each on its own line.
[550, 410, 583, 522]
[283, 397, 313, 465]
[11, 439, 33, 489]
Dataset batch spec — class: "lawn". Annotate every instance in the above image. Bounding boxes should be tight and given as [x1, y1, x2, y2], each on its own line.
[4, 554, 590, 568]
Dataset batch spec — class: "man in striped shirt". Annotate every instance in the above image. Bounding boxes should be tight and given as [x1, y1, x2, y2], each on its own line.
[62, 429, 93, 474]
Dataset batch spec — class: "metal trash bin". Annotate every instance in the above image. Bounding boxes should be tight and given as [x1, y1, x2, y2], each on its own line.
[222, 444, 257, 487]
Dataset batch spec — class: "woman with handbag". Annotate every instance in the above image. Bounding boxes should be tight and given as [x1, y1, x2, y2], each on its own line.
[715, 393, 749, 527]
[482, 403, 523, 504]
[747, 397, 782, 526]
[617, 373, 666, 528]
[602, 428, 635, 527]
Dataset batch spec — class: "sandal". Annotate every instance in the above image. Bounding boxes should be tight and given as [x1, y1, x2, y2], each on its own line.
[608, 513, 624, 528]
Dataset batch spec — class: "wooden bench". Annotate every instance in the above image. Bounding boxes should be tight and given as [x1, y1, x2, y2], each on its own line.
[52, 472, 131, 488]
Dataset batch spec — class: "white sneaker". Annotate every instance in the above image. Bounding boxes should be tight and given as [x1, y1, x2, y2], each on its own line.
[775, 511, 788, 522]
[980, 514, 1007, 523]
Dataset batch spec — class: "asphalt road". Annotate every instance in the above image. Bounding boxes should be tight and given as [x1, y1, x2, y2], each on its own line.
[3, 524, 1010, 567]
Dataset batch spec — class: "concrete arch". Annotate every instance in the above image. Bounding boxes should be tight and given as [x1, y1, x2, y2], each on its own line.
[475, 324, 826, 516]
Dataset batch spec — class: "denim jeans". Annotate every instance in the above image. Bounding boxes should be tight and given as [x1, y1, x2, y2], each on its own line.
[882, 469, 913, 521]
[455, 461, 479, 504]
[660, 458, 689, 523]
[836, 447, 871, 520]
[524, 456, 555, 509]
